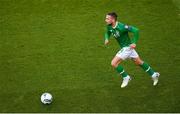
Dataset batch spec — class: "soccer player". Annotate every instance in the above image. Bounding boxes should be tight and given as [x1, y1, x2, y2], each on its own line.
[104, 12, 160, 88]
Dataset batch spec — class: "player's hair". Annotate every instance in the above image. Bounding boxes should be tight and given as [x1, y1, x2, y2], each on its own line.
[107, 12, 118, 21]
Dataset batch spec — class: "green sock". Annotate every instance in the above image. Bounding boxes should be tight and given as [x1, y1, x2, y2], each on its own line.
[140, 62, 155, 76]
[115, 65, 128, 78]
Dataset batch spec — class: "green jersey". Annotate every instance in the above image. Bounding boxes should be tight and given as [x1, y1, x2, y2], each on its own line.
[105, 22, 139, 48]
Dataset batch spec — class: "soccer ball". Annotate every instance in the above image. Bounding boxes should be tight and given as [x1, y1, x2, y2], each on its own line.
[41, 93, 53, 104]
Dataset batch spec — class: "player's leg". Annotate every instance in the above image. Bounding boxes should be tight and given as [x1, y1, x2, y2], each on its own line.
[111, 56, 131, 88]
[112, 48, 131, 88]
[111, 56, 127, 78]
[132, 57, 160, 86]
[133, 57, 154, 76]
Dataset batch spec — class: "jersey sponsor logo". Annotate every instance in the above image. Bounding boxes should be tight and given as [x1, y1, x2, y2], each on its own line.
[113, 30, 120, 38]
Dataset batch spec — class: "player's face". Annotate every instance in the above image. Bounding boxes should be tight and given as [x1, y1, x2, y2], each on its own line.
[105, 15, 114, 25]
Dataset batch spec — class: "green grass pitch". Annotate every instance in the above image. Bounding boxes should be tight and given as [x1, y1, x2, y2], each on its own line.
[0, 0, 180, 112]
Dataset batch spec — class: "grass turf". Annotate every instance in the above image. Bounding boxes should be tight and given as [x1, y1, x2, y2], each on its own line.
[0, 0, 180, 112]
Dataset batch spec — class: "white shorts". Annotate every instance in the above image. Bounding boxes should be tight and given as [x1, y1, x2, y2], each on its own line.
[116, 47, 139, 60]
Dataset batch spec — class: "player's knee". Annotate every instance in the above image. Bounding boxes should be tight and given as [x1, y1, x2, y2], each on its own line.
[111, 61, 118, 68]
[134, 60, 139, 65]
[133, 59, 143, 65]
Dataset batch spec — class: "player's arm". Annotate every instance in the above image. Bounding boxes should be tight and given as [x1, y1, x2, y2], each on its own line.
[125, 25, 139, 48]
[104, 28, 111, 45]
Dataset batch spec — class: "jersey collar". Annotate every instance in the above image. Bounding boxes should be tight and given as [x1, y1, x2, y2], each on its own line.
[112, 21, 118, 29]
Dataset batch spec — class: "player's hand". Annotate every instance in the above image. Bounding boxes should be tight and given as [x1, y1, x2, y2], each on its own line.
[104, 39, 109, 45]
[130, 44, 136, 49]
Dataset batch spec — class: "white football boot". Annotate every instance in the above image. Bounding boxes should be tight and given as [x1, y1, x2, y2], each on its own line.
[152, 72, 160, 86]
[121, 75, 131, 88]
